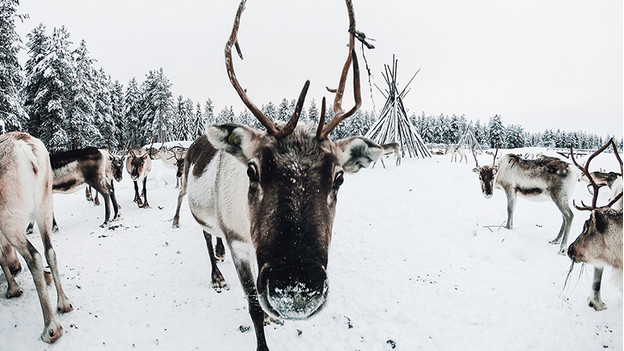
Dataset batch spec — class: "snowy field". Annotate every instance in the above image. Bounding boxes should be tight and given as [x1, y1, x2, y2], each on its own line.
[1, 147, 622, 351]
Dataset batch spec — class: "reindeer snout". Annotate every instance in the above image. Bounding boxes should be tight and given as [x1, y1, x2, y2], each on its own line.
[258, 263, 328, 320]
[567, 244, 579, 262]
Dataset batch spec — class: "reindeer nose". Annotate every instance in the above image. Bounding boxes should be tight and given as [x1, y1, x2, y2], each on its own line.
[258, 263, 328, 320]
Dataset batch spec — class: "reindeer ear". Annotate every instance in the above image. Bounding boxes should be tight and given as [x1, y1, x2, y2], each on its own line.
[592, 209, 608, 233]
[492, 167, 498, 175]
[207, 123, 262, 162]
[472, 167, 479, 173]
[334, 137, 383, 173]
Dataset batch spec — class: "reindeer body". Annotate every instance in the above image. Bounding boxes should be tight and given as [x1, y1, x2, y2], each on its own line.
[50, 147, 120, 226]
[0, 132, 72, 343]
[447, 143, 467, 163]
[126, 147, 152, 208]
[475, 153, 577, 254]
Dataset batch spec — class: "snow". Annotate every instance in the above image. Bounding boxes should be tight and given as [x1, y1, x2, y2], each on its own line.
[1, 150, 622, 351]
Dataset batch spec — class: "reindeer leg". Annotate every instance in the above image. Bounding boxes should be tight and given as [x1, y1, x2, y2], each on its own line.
[203, 231, 227, 291]
[85, 186, 92, 202]
[36, 218, 72, 315]
[215, 237, 226, 261]
[0, 238, 22, 298]
[550, 195, 574, 255]
[588, 267, 606, 311]
[94, 191, 100, 206]
[141, 177, 150, 209]
[109, 181, 120, 221]
[172, 184, 187, 228]
[52, 216, 59, 233]
[133, 181, 143, 207]
[504, 188, 516, 229]
[4, 224, 63, 343]
[227, 237, 270, 351]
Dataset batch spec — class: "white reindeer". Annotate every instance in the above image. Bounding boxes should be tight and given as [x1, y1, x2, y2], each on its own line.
[0, 132, 73, 343]
[473, 148, 577, 254]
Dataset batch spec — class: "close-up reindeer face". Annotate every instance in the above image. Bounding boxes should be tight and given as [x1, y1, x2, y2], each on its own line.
[208, 0, 382, 320]
[208, 123, 381, 319]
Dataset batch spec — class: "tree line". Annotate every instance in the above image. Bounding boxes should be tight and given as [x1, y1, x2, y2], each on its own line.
[411, 113, 622, 150]
[0, 1, 619, 153]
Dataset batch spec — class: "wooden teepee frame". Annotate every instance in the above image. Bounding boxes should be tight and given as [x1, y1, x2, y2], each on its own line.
[365, 55, 430, 159]
[456, 122, 481, 151]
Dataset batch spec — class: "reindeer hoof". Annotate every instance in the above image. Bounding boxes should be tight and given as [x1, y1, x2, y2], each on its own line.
[557, 247, 567, 256]
[6, 287, 23, 299]
[589, 298, 606, 311]
[57, 298, 73, 313]
[41, 321, 63, 344]
[172, 222, 180, 229]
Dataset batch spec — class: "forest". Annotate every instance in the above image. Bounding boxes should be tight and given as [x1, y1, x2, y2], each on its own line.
[1, 1, 620, 153]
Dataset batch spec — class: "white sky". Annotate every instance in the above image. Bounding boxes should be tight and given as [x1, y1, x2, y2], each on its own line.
[15, 0, 623, 138]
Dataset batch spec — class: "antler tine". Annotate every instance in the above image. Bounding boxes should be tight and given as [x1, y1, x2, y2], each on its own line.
[471, 144, 480, 168]
[316, 97, 327, 140]
[225, 0, 279, 136]
[492, 148, 498, 166]
[274, 80, 310, 139]
[319, 48, 360, 139]
[318, 0, 361, 140]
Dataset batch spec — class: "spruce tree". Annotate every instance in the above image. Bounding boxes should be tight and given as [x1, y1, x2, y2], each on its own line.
[23, 26, 73, 152]
[67, 39, 99, 149]
[0, 0, 28, 131]
[124, 77, 141, 145]
[140, 68, 174, 144]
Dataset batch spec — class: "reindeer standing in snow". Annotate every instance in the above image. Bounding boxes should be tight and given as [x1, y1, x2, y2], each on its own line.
[0, 132, 73, 343]
[178, 1, 382, 350]
[126, 138, 154, 208]
[447, 143, 467, 163]
[49, 147, 121, 227]
[473, 148, 577, 254]
[568, 139, 623, 311]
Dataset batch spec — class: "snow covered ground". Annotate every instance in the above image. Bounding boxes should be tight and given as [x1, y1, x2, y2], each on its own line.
[1, 148, 622, 351]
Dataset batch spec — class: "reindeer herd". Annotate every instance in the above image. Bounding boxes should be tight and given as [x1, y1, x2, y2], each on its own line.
[0, 0, 622, 350]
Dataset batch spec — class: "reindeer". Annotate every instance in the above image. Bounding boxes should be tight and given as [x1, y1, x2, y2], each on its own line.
[579, 170, 621, 195]
[178, 1, 381, 350]
[472, 147, 577, 254]
[48, 146, 121, 227]
[374, 142, 401, 168]
[126, 138, 153, 208]
[0, 132, 73, 343]
[156, 145, 187, 188]
[567, 139, 623, 311]
[85, 147, 126, 206]
[447, 143, 467, 163]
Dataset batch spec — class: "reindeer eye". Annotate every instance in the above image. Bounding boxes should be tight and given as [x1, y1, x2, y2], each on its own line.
[333, 171, 344, 190]
[247, 162, 259, 182]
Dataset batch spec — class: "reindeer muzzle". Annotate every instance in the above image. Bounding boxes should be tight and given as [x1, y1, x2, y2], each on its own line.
[257, 263, 328, 320]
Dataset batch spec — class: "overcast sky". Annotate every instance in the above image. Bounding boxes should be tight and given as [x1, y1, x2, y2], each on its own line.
[15, 0, 623, 138]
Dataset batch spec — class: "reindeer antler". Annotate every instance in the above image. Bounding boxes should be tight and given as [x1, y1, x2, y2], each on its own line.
[225, 0, 309, 139]
[492, 148, 498, 167]
[317, 0, 361, 140]
[471, 144, 480, 168]
[570, 138, 623, 210]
